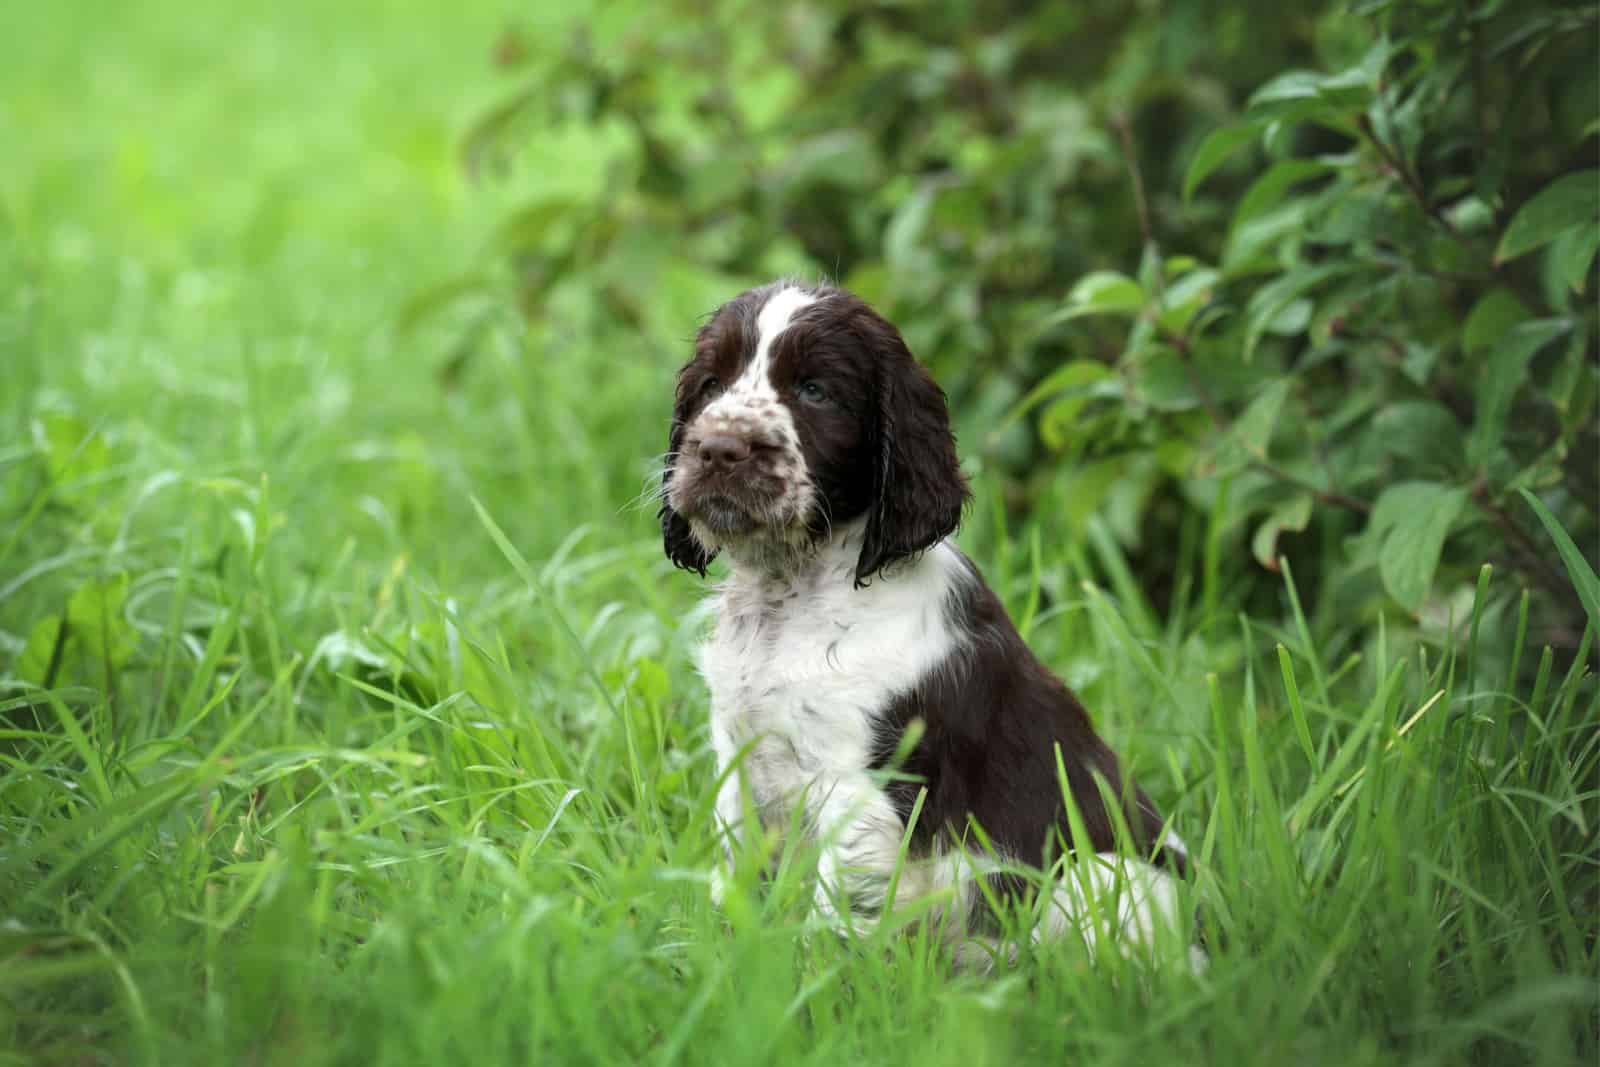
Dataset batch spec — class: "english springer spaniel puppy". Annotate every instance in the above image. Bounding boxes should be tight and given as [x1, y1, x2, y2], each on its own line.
[660, 281, 1196, 967]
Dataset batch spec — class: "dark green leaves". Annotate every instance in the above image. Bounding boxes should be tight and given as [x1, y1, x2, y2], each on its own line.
[1028, 6, 1595, 630]
[467, 0, 1598, 634]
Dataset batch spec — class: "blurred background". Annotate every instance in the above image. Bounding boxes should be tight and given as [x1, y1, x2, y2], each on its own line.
[6, 0, 1594, 647]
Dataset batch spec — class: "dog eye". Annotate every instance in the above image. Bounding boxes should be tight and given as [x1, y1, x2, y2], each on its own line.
[700, 376, 722, 398]
[796, 380, 828, 404]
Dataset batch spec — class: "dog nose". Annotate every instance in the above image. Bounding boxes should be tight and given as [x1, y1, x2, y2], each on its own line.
[698, 434, 752, 467]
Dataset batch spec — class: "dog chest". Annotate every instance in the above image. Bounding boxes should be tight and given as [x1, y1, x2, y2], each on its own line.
[699, 552, 965, 821]
[701, 600, 886, 780]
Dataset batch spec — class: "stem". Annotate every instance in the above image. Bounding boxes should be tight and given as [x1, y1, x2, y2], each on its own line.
[1253, 460, 1373, 515]
[1113, 112, 1153, 249]
[1357, 113, 1467, 245]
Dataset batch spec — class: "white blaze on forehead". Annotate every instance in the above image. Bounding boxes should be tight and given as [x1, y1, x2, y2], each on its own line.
[683, 284, 819, 533]
[737, 286, 818, 392]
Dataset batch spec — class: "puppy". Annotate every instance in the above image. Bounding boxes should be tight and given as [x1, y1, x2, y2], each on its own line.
[660, 281, 1196, 966]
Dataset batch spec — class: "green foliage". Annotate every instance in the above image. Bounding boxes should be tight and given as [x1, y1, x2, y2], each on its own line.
[463, 0, 1597, 639]
[1157, 3, 1596, 626]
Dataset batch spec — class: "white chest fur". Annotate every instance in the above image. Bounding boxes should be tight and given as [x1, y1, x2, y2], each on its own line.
[700, 533, 965, 832]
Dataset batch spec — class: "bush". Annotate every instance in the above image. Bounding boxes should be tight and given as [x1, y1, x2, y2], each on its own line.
[453, 0, 1597, 649]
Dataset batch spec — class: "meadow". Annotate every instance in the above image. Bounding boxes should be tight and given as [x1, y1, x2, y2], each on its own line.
[1, 2, 1596, 1064]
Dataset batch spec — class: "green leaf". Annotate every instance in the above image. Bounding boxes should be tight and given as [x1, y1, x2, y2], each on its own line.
[1156, 267, 1220, 334]
[1399, 341, 1440, 386]
[1042, 271, 1146, 325]
[1370, 401, 1465, 476]
[1208, 378, 1291, 475]
[33, 413, 110, 491]
[67, 575, 135, 668]
[1264, 298, 1312, 337]
[17, 576, 136, 689]
[1371, 482, 1469, 612]
[1312, 65, 1380, 111]
[1252, 493, 1314, 571]
[1551, 329, 1599, 438]
[1518, 489, 1600, 636]
[1135, 240, 1163, 295]
[1183, 123, 1261, 202]
[1039, 394, 1118, 452]
[1230, 159, 1339, 235]
[1226, 201, 1313, 269]
[777, 129, 881, 192]
[1248, 70, 1328, 110]
[1243, 263, 1359, 360]
[1495, 170, 1600, 265]
[1068, 270, 1145, 314]
[1133, 348, 1200, 413]
[1246, 65, 1374, 123]
[884, 185, 934, 270]
[1241, 59, 1378, 146]
[1548, 223, 1600, 294]
[1310, 189, 1389, 246]
[1468, 318, 1572, 465]
[18, 616, 67, 687]
[1462, 288, 1530, 353]
[1004, 359, 1120, 435]
[1443, 195, 1495, 236]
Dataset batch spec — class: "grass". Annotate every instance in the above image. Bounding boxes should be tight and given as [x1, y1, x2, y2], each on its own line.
[1, 2, 1596, 1064]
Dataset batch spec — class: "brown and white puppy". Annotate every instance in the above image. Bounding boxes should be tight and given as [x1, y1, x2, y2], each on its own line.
[661, 281, 1197, 965]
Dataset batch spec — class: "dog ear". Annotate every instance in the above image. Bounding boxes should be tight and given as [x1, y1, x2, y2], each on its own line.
[855, 320, 968, 586]
[661, 376, 716, 577]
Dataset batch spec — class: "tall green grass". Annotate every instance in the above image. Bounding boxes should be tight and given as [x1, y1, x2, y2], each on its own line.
[2, 3, 1595, 1064]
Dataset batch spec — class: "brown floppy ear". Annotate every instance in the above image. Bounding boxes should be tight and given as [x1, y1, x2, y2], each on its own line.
[660, 378, 715, 577]
[855, 321, 968, 586]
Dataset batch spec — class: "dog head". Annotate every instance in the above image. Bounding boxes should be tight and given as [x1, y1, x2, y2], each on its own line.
[660, 282, 968, 585]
